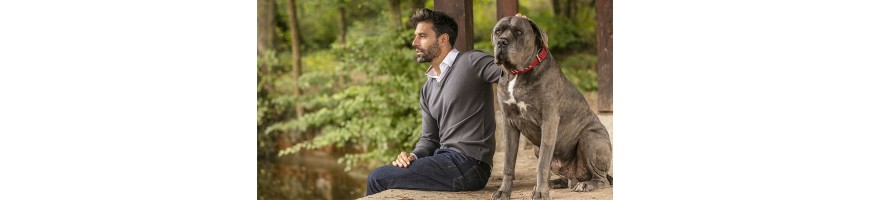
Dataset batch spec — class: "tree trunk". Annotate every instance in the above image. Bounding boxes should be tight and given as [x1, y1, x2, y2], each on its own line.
[551, 0, 562, 17]
[567, 0, 578, 20]
[596, 0, 613, 113]
[388, 0, 402, 29]
[336, 0, 346, 90]
[406, 0, 425, 29]
[287, 0, 303, 118]
[257, 0, 275, 55]
[337, 0, 347, 45]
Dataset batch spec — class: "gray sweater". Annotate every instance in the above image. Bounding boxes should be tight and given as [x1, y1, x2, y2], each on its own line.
[412, 50, 501, 166]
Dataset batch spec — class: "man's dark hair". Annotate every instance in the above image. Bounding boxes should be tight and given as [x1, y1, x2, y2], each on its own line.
[409, 8, 458, 46]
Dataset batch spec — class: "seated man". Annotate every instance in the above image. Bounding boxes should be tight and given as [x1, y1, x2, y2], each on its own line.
[366, 8, 501, 196]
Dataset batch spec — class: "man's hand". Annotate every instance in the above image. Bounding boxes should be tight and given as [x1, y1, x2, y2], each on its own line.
[391, 151, 416, 168]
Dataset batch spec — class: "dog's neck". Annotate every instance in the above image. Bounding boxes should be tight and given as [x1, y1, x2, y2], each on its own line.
[509, 46, 548, 75]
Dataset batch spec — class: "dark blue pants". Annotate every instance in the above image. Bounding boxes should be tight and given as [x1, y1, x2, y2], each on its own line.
[365, 149, 491, 196]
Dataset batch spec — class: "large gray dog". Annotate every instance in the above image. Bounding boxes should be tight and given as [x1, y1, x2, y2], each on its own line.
[490, 15, 613, 200]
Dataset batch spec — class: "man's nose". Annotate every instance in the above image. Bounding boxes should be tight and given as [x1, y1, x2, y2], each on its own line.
[497, 38, 509, 48]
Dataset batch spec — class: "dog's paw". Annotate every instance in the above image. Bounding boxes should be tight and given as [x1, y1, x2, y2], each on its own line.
[491, 190, 511, 200]
[572, 181, 592, 192]
[572, 180, 607, 192]
[531, 190, 550, 200]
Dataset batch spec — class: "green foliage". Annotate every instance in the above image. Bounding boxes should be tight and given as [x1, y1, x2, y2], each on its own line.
[259, 0, 604, 171]
[273, 0, 384, 52]
[474, 40, 495, 56]
[472, 0, 497, 45]
[559, 53, 599, 92]
[519, 0, 598, 53]
[269, 27, 424, 171]
[258, 50, 291, 129]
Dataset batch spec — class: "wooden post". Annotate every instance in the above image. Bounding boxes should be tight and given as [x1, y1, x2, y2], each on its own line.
[434, 0, 473, 52]
[496, 0, 518, 20]
[494, 0, 519, 109]
[495, 0, 525, 149]
[596, 0, 613, 113]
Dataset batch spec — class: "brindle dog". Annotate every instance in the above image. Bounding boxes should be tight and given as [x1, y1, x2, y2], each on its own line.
[490, 15, 613, 200]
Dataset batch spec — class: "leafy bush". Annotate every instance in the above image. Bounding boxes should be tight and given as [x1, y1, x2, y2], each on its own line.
[559, 53, 598, 92]
[268, 29, 424, 171]
[258, 0, 604, 172]
[520, 2, 598, 53]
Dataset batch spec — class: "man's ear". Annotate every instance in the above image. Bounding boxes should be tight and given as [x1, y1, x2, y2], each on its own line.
[439, 33, 449, 46]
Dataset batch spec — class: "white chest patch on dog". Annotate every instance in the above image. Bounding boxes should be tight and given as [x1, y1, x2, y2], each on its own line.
[504, 76, 518, 105]
[517, 101, 530, 112]
[504, 76, 531, 113]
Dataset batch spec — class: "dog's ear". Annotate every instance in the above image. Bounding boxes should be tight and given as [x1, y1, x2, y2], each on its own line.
[527, 19, 548, 49]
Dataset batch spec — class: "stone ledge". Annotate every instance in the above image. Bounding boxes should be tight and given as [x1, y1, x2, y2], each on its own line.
[361, 148, 613, 200]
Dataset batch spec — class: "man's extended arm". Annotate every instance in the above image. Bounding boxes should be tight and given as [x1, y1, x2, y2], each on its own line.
[411, 90, 440, 159]
[474, 53, 501, 83]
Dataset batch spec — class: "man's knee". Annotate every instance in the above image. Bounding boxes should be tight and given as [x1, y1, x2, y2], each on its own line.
[367, 165, 388, 183]
[368, 165, 402, 185]
[367, 165, 400, 196]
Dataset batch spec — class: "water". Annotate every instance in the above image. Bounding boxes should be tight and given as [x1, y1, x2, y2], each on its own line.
[258, 151, 370, 200]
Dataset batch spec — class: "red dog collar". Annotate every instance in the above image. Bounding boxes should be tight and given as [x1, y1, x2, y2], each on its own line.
[509, 46, 548, 75]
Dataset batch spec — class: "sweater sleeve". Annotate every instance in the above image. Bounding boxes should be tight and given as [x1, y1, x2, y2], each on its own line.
[412, 87, 440, 158]
[470, 51, 501, 83]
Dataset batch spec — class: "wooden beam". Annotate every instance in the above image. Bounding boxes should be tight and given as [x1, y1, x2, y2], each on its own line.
[496, 0, 518, 20]
[492, 0, 517, 114]
[434, 0, 473, 52]
[596, 0, 613, 113]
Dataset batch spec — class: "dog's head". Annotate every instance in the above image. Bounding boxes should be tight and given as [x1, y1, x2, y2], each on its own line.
[492, 15, 548, 71]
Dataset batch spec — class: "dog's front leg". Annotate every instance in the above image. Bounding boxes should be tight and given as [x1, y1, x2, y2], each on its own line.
[531, 110, 560, 200]
[492, 124, 520, 200]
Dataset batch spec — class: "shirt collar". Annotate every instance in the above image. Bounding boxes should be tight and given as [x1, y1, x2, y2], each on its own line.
[425, 49, 460, 82]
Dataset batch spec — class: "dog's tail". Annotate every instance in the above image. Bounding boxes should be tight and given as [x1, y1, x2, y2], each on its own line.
[607, 174, 614, 185]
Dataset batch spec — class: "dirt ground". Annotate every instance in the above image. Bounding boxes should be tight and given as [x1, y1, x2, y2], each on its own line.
[362, 92, 613, 200]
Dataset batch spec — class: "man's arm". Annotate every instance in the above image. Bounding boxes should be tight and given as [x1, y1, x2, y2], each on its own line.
[473, 52, 501, 83]
[411, 90, 440, 158]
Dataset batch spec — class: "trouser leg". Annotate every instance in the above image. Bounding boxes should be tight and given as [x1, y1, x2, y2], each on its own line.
[365, 149, 491, 196]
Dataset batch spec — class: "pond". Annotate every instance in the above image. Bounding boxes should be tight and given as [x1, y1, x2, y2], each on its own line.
[258, 150, 371, 200]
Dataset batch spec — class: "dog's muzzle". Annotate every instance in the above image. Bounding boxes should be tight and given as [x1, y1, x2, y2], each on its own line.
[494, 38, 510, 65]
[496, 38, 509, 48]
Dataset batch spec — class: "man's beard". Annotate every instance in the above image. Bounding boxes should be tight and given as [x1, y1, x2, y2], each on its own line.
[416, 42, 440, 63]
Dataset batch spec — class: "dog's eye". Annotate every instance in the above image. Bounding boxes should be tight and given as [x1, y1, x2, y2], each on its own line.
[495, 30, 501, 35]
[515, 30, 523, 36]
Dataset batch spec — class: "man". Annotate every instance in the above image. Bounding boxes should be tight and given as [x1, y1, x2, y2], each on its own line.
[366, 8, 501, 196]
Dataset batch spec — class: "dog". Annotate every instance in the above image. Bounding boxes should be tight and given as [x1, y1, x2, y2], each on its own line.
[490, 14, 613, 200]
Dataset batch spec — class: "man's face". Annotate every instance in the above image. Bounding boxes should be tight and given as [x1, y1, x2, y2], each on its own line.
[412, 22, 441, 63]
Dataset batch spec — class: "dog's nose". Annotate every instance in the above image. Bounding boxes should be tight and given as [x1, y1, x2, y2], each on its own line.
[497, 38, 508, 48]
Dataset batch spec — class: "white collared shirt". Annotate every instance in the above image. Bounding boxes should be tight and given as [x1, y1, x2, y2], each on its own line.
[424, 49, 460, 82]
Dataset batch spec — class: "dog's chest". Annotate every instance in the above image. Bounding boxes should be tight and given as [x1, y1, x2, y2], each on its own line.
[498, 75, 542, 124]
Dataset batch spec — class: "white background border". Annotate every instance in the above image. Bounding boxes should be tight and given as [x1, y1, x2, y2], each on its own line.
[1, 0, 869, 199]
